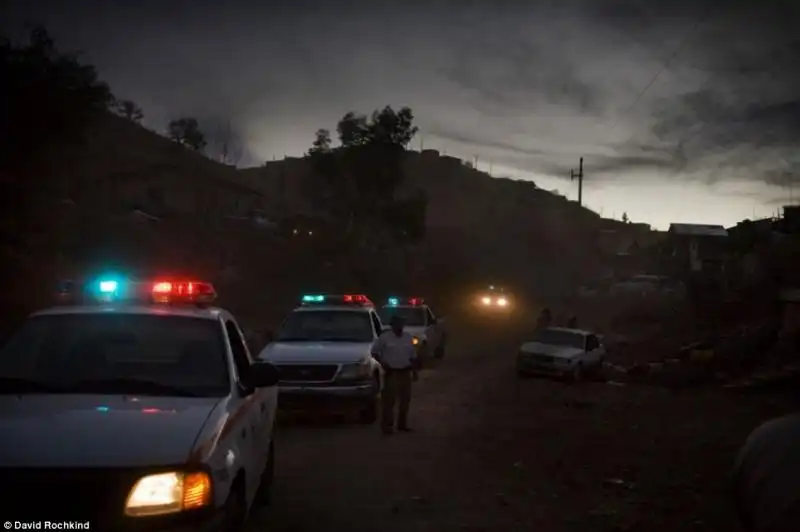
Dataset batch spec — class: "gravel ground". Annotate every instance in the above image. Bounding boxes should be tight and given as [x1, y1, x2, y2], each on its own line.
[249, 318, 797, 532]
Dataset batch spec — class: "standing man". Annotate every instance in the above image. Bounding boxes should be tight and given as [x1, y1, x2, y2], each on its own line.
[371, 315, 419, 435]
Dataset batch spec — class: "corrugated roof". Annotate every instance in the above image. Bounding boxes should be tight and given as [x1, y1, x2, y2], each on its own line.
[668, 223, 728, 237]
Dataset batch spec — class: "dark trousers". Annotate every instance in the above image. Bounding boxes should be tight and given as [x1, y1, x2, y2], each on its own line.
[381, 369, 412, 430]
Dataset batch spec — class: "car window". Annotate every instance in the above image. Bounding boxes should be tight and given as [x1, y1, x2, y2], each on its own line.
[532, 329, 586, 349]
[225, 319, 251, 379]
[377, 306, 427, 327]
[0, 314, 230, 396]
[586, 335, 600, 350]
[370, 312, 382, 336]
[277, 310, 374, 342]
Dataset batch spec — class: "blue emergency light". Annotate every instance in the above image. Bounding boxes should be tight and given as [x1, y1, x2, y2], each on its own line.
[302, 294, 325, 303]
[98, 280, 119, 293]
[388, 297, 400, 306]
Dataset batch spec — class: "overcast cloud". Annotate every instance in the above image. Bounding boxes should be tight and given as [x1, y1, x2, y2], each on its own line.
[2, 0, 798, 217]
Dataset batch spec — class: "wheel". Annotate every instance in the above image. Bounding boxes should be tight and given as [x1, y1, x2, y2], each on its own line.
[253, 439, 275, 507]
[359, 376, 379, 424]
[220, 483, 247, 532]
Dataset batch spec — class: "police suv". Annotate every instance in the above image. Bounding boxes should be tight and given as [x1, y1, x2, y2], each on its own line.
[0, 276, 279, 531]
[257, 294, 384, 423]
[377, 297, 447, 360]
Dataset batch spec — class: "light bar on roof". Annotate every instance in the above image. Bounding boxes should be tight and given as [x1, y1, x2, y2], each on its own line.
[54, 276, 216, 306]
[301, 294, 372, 306]
[386, 297, 424, 306]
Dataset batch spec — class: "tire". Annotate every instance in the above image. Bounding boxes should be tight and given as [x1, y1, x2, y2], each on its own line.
[253, 439, 275, 507]
[359, 376, 379, 424]
[220, 482, 247, 532]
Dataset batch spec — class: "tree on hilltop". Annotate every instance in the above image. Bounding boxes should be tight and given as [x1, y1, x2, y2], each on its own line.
[304, 105, 425, 242]
[112, 99, 144, 123]
[1, 25, 115, 173]
[167, 117, 206, 152]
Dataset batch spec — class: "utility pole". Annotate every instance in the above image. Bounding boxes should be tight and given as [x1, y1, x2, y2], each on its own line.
[570, 157, 584, 207]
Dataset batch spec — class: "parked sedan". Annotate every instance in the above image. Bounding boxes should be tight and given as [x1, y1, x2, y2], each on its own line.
[517, 327, 606, 381]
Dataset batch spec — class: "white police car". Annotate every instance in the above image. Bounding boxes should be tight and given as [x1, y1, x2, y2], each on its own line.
[377, 297, 447, 360]
[257, 294, 384, 423]
[0, 275, 279, 531]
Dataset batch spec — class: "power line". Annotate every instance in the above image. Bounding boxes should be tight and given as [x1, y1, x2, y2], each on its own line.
[608, 6, 713, 141]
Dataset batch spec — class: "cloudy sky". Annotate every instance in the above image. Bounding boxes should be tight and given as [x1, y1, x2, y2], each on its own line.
[3, 0, 799, 229]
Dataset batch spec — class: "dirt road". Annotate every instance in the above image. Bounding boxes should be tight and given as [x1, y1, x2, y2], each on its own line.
[250, 319, 796, 532]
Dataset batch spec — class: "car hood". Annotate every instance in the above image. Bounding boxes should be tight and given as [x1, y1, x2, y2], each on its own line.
[259, 341, 371, 364]
[519, 342, 583, 360]
[404, 326, 427, 340]
[0, 395, 218, 467]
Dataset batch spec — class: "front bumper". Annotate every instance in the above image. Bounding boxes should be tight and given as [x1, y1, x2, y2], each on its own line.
[517, 358, 571, 377]
[279, 382, 375, 398]
[278, 381, 377, 409]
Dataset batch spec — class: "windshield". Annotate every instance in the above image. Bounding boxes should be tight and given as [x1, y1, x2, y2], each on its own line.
[277, 310, 374, 342]
[377, 306, 427, 327]
[0, 314, 230, 396]
[532, 329, 586, 349]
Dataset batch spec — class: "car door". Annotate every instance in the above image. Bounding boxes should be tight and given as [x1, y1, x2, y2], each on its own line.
[585, 334, 602, 366]
[224, 319, 270, 501]
[424, 307, 440, 349]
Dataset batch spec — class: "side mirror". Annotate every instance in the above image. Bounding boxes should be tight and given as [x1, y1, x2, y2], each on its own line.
[244, 362, 281, 388]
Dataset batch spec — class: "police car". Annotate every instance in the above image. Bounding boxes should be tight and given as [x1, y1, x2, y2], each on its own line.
[377, 297, 447, 360]
[0, 275, 279, 531]
[257, 294, 383, 423]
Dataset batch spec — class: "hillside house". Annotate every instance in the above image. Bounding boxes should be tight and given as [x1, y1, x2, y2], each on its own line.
[664, 223, 729, 276]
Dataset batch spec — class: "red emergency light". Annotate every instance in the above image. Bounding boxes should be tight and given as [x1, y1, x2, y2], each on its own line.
[342, 294, 370, 304]
[408, 297, 424, 306]
[151, 281, 216, 304]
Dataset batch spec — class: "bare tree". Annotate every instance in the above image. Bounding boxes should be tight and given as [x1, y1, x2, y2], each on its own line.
[113, 99, 144, 123]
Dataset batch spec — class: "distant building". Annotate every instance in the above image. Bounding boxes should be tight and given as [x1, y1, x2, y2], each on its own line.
[665, 223, 729, 276]
[782, 205, 800, 234]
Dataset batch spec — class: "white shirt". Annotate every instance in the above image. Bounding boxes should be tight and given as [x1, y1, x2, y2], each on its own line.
[371, 330, 417, 369]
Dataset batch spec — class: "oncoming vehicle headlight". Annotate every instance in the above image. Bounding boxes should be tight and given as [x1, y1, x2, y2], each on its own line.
[481, 296, 491, 305]
[496, 298, 508, 306]
[124, 471, 212, 517]
[412, 336, 420, 346]
[338, 359, 372, 380]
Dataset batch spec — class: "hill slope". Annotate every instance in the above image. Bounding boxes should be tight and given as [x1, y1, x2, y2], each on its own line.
[3, 115, 628, 330]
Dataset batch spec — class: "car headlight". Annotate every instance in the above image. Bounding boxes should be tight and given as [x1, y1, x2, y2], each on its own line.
[338, 359, 372, 380]
[481, 296, 491, 305]
[124, 471, 212, 517]
[496, 298, 508, 306]
[412, 336, 420, 346]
